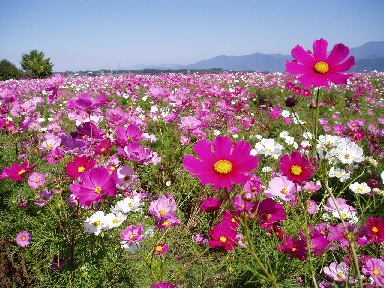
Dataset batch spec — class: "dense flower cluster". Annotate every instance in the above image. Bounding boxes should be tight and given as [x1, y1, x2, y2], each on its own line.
[0, 39, 383, 287]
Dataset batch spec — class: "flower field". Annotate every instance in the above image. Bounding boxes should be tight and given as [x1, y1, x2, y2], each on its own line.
[0, 39, 384, 288]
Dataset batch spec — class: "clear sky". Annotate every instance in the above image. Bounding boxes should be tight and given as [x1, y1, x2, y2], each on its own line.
[0, 0, 384, 72]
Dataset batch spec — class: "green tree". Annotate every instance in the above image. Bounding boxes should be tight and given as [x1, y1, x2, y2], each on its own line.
[0, 59, 23, 81]
[20, 49, 53, 79]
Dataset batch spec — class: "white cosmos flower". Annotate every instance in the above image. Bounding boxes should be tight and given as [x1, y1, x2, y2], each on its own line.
[279, 131, 290, 138]
[349, 182, 371, 195]
[121, 241, 140, 254]
[328, 167, 351, 182]
[84, 211, 105, 235]
[281, 110, 290, 117]
[111, 196, 142, 214]
[102, 212, 127, 230]
[251, 138, 284, 159]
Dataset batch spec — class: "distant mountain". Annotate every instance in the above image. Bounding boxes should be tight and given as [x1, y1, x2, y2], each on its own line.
[189, 53, 291, 72]
[187, 41, 384, 72]
[349, 41, 384, 60]
[126, 64, 186, 70]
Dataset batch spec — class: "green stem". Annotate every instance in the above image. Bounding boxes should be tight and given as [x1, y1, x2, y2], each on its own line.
[323, 178, 363, 288]
[242, 216, 279, 287]
[300, 191, 318, 288]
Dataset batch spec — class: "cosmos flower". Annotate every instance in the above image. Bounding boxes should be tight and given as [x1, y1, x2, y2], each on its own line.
[154, 243, 169, 255]
[323, 261, 349, 282]
[16, 231, 31, 247]
[151, 282, 178, 288]
[27, 172, 45, 189]
[65, 156, 96, 179]
[279, 151, 315, 184]
[3, 161, 34, 182]
[183, 135, 258, 192]
[208, 222, 238, 251]
[362, 258, 384, 287]
[286, 38, 355, 89]
[69, 167, 117, 207]
[199, 198, 222, 212]
[364, 217, 384, 244]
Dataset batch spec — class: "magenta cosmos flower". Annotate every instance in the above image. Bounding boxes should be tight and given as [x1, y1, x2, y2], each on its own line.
[286, 38, 355, 89]
[208, 222, 238, 251]
[279, 151, 315, 184]
[16, 231, 31, 247]
[183, 136, 258, 192]
[3, 161, 34, 182]
[69, 167, 117, 207]
[65, 156, 96, 179]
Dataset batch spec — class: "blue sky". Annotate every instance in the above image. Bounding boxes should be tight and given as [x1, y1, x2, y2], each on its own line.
[0, 0, 384, 72]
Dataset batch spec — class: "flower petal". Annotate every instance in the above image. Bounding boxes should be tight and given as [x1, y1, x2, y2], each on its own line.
[327, 43, 350, 65]
[291, 45, 315, 66]
[313, 38, 328, 61]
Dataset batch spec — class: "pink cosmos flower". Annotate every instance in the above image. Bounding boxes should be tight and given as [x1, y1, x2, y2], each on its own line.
[364, 217, 384, 244]
[151, 282, 178, 288]
[94, 139, 112, 155]
[27, 172, 45, 189]
[279, 151, 315, 184]
[148, 195, 177, 219]
[3, 161, 34, 182]
[286, 38, 355, 89]
[183, 136, 258, 192]
[199, 198, 221, 212]
[34, 189, 52, 206]
[323, 261, 349, 282]
[277, 234, 307, 260]
[69, 167, 117, 207]
[115, 124, 143, 147]
[180, 116, 201, 130]
[208, 222, 238, 251]
[16, 231, 31, 247]
[120, 224, 145, 245]
[154, 243, 169, 255]
[65, 156, 96, 179]
[257, 198, 286, 229]
[362, 258, 384, 287]
[46, 147, 62, 164]
[306, 200, 318, 215]
[264, 176, 297, 202]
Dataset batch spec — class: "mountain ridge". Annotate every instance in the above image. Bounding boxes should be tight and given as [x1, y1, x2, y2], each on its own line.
[126, 41, 384, 72]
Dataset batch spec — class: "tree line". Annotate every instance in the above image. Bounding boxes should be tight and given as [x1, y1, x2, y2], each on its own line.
[0, 49, 53, 81]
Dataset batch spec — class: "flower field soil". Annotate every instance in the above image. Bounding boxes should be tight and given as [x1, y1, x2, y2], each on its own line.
[0, 39, 384, 287]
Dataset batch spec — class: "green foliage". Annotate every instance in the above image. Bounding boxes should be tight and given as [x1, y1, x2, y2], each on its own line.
[20, 49, 53, 79]
[0, 59, 23, 80]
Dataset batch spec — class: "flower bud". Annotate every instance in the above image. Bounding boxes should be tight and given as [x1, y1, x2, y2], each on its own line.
[285, 97, 296, 107]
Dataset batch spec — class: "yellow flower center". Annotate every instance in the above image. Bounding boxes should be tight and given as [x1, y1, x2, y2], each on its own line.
[281, 188, 288, 195]
[213, 160, 232, 174]
[112, 219, 119, 224]
[94, 187, 102, 194]
[163, 220, 170, 227]
[93, 220, 100, 227]
[371, 227, 379, 233]
[291, 247, 297, 252]
[77, 166, 85, 173]
[219, 236, 227, 243]
[160, 209, 166, 215]
[21, 236, 27, 241]
[373, 269, 380, 275]
[314, 61, 329, 74]
[155, 245, 163, 252]
[290, 165, 302, 176]
[129, 233, 136, 239]
[265, 213, 272, 220]
[18, 169, 26, 175]
[336, 272, 343, 279]
[34, 178, 40, 183]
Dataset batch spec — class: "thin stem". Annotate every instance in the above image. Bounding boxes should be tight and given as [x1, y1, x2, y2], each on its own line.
[323, 178, 363, 288]
[300, 191, 318, 288]
[242, 216, 279, 287]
